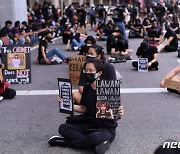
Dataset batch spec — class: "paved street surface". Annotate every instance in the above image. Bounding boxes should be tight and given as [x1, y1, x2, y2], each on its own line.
[0, 27, 180, 154]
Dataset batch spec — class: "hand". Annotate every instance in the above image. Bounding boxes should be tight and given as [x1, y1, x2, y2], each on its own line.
[146, 62, 152, 68]
[57, 95, 62, 103]
[160, 79, 165, 88]
[118, 106, 124, 117]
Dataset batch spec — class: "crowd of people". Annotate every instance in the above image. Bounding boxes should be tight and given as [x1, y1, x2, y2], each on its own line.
[0, 0, 179, 153]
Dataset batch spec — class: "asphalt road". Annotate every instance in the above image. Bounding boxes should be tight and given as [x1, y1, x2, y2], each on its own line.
[0, 27, 179, 154]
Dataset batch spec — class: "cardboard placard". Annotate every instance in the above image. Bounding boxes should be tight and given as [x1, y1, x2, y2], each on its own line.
[2, 45, 31, 84]
[58, 78, 73, 114]
[138, 58, 148, 72]
[69, 55, 86, 85]
[164, 79, 180, 90]
[96, 80, 121, 119]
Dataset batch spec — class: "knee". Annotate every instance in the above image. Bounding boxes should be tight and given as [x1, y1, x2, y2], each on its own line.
[73, 91, 82, 104]
[58, 123, 68, 135]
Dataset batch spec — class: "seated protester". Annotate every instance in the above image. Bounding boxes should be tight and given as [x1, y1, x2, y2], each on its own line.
[12, 21, 26, 45]
[79, 35, 96, 56]
[0, 65, 16, 100]
[48, 59, 124, 154]
[145, 25, 163, 47]
[73, 44, 117, 105]
[170, 17, 180, 39]
[21, 21, 31, 44]
[66, 27, 85, 51]
[96, 23, 108, 41]
[111, 38, 133, 61]
[63, 24, 71, 45]
[160, 64, 180, 94]
[132, 41, 159, 70]
[38, 31, 70, 65]
[142, 18, 152, 38]
[128, 19, 143, 38]
[157, 23, 178, 52]
[106, 28, 122, 55]
[0, 20, 14, 45]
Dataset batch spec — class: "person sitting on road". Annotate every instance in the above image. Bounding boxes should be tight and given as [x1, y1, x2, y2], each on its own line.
[79, 35, 96, 56]
[73, 44, 117, 105]
[0, 65, 16, 100]
[132, 41, 159, 70]
[128, 19, 144, 38]
[160, 64, 180, 94]
[48, 58, 124, 154]
[38, 31, 70, 65]
[66, 26, 86, 51]
[110, 36, 133, 61]
[145, 25, 163, 47]
[157, 23, 178, 52]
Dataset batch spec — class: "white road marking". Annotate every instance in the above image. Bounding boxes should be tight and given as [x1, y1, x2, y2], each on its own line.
[16, 88, 168, 96]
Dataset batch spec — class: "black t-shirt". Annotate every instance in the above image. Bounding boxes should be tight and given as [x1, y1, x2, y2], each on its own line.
[38, 40, 48, 63]
[80, 84, 118, 128]
[0, 27, 12, 37]
[113, 7, 125, 22]
[136, 45, 158, 62]
[79, 61, 117, 86]
[106, 34, 124, 54]
[164, 30, 178, 49]
[148, 29, 162, 38]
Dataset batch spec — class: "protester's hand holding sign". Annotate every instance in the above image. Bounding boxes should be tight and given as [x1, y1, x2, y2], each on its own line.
[118, 106, 124, 118]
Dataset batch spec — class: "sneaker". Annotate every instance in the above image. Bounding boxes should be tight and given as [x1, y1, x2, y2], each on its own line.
[95, 140, 110, 154]
[51, 60, 58, 65]
[0, 96, 3, 101]
[63, 58, 71, 63]
[48, 136, 68, 146]
[73, 46, 79, 51]
[167, 88, 179, 95]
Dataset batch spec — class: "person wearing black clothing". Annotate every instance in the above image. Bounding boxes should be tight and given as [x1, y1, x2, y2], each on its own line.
[155, 3, 165, 26]
[158, 24, 178, 52]
[106, 29, 123, 54]
[146, 25, 163, 46]
[38, 31, 69, 64]
[48, 59, 124, 154]
[79, 36, 96, 55]
[132, 41, 159, 70]
[73, 44, 116, 105]
[0, 20, 14, 45]
[128, 19, 143, 38]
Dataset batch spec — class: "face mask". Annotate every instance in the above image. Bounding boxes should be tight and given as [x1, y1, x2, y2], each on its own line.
[46, 37, 53, 42]
[86, 55, 96, 60]
[85, 73, 98, 83]
[87, 44, 92, 47]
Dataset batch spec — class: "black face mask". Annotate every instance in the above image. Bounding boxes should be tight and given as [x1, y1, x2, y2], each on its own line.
[46, 37, 53, 42]
[85, 73, 98, 83]
[86, 55, 96, 61]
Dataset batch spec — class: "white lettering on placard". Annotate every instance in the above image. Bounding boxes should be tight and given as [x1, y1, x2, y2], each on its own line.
[16, 69, 30, 78]
[4, 70, 15, 75]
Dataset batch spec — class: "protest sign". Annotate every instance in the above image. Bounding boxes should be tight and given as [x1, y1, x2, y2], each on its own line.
[164, 79, 180, 90]
[138, 58, 148, 72]
[2, 45, 31, 84]
[96, 80, 121, 119]
[58, 78, 73, 114]
[69, 55, 86, 85]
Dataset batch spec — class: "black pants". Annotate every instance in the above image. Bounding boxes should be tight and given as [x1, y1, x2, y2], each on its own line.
[111, 54, 131, 60]
[164, 45, 177, 52]
[132, 61, 159, 70]
[58, 123, 116, 149]
[1, 88, 16, 99]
